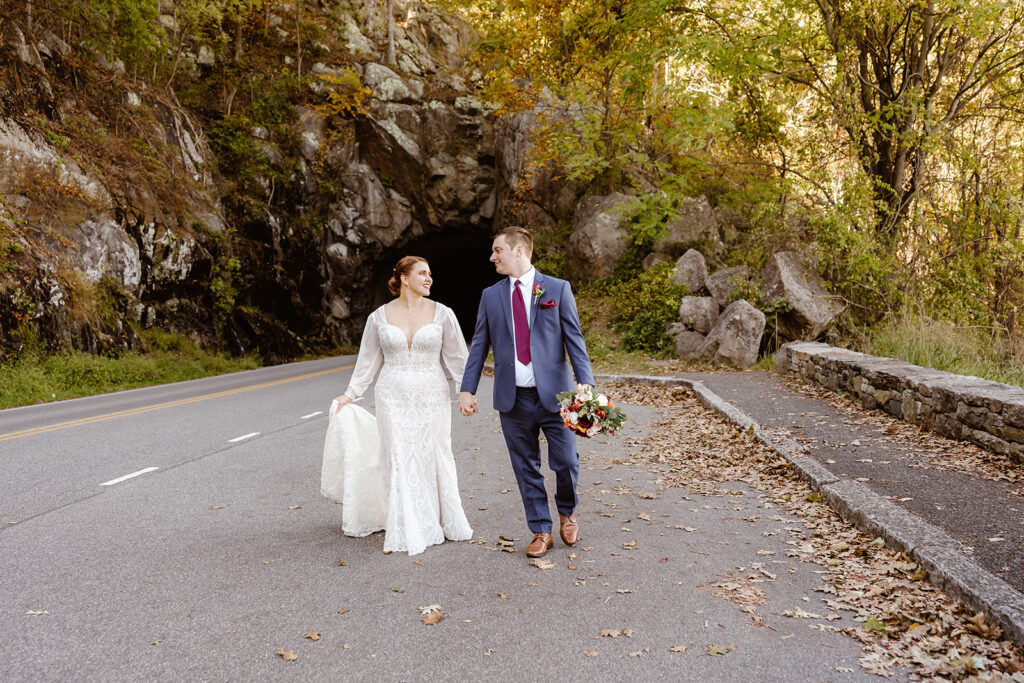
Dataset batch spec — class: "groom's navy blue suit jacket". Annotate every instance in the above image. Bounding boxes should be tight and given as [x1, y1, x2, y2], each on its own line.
[461, 271, 595, 413]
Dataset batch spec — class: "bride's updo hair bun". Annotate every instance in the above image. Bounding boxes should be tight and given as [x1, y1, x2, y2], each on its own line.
[387, 256, 427, 296]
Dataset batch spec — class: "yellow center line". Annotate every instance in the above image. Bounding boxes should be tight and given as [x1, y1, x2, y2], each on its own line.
[0, 364, 354, 443]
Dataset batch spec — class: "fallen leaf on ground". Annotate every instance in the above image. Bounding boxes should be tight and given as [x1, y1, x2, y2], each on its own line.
[288, 505, 301, 510]
[423, 612, 443, 625]
[583, 650, 599, 658]
[209, 505, 226, 510]
[965, 612, 1002, 640]
[497, 592, 509, 599]
[616, 589, 634, 594]
[25, 610, 48, 616]
[670, 645, 687, 653]
[391, 586, 404, 593]
[708, 644, 736, 656]
[780, 609, 822, 619]
[337, 608, 350, 615]
[304, 631, 320, 641]
[530, 558, 556, 570]
[275, 648, 298, 662]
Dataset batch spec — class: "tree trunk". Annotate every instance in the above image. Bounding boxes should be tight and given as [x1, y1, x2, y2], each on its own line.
[386, 0, 395, 66]
[295, 0, 302, 78]
[25, 1, 33, 32]
[365, 0, 378, 31]
[234, 20, 243, 63]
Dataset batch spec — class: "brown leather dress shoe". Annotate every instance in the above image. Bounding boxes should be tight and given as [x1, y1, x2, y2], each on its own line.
[559, 514, 579, 546]
[526, 532, 553, 558]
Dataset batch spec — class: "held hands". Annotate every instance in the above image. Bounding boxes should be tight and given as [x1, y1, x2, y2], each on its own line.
[458, 391, 478, 416]
[334, 395, 353, 413]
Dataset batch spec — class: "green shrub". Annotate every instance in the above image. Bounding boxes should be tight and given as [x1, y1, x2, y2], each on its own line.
[206, 115, 274, 195]
[608, 263, 687, 353]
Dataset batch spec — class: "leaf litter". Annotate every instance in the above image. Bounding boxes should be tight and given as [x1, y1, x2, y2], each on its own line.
[606, 382, 1024, 680]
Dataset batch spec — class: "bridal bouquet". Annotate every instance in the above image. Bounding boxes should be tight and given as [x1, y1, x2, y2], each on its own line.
[557, 384, 627, 438]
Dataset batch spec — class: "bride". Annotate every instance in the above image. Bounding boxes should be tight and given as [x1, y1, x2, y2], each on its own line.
[326, 256, 474, 555]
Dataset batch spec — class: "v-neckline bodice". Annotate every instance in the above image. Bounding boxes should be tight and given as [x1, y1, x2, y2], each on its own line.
[382, 302, 440, 351]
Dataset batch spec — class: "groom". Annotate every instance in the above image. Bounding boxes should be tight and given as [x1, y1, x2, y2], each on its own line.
[459, 226, 595, 559]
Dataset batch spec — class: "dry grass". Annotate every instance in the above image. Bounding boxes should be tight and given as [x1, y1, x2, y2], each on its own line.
[865, 312, 1024, 389]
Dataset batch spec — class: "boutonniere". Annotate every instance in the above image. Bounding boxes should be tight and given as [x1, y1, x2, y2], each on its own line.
[540, 300, 557, 309]
[532, 283, 545, 303]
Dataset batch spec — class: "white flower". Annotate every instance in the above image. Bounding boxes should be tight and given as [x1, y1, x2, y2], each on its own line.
[597, 394, 608, 406]
[576, 384, 593, 402]
[568, 411, 579, 424]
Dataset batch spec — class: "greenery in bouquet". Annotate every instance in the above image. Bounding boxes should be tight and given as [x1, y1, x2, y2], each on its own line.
[556, 384, 627, 438]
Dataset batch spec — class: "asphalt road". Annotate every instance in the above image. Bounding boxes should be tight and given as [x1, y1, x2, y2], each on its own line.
[0, 358, 903, 681]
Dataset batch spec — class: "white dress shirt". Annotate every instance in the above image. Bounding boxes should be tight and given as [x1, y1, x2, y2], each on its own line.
[509, 267, 536, 387]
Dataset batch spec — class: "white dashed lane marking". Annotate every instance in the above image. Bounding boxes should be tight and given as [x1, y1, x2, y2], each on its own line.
[100, 467, 159, 486]
[227, 432, 260, 443]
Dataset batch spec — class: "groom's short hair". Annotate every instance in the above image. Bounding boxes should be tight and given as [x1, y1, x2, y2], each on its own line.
[496, 226, 533, 258]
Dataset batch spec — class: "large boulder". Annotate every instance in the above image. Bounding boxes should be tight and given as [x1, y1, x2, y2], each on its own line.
[705, 265, 752, 307]
[678, 296, 719, 335]
[567, 192, 632, 281]
[674, 329, 706, 359]
[699, 300, 766, 368]
[655, 195, 720, 252]
[762, 251, 843, 340]
[670, 248, 707, 294]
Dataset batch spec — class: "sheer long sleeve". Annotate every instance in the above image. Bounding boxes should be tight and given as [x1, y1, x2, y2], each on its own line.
[440, 305, 469, 389]
[344, 310, 384, 400]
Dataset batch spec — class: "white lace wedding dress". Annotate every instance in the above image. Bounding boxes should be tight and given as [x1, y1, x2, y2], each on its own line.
[323, 302, 474, 556]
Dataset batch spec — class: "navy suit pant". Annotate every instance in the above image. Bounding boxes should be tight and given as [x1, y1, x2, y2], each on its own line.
[499, 387, 579, 534]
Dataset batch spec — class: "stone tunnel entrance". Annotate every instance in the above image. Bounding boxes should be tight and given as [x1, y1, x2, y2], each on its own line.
[373, 228, 498, 339]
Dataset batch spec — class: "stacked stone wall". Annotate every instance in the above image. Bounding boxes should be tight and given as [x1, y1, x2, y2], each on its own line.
[776, 342, 1024, 463]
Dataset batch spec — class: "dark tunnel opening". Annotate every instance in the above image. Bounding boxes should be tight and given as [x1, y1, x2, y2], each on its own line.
[373, 229, 499, 340]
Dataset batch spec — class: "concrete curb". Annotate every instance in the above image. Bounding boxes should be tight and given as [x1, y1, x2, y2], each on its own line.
[596, 372, 1024, 646]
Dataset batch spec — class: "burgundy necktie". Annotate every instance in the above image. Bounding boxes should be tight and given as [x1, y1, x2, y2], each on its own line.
[513, 280, 531, 365]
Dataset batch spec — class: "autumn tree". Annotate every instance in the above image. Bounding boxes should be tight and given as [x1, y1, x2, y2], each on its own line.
[696, 0, 1024, 244]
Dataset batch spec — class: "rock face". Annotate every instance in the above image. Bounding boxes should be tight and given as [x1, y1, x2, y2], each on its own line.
[670, 249, 707, 294]
[705, 265, 751, 307]
[699, 300, 766, 368]
[762, 251, 843, 340]
[0, 2, 517, 358]
[0, 42, 222, 357]
[495, 91, 586, 233]
[678, 296, 719, 335]
[567, 192, 632, 281]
